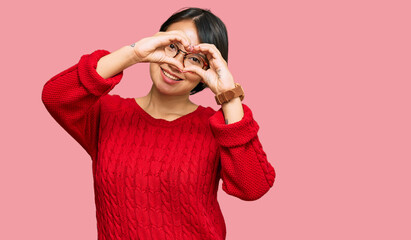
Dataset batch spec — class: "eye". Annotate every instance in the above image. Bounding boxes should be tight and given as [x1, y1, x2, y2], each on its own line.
[189, 56, 201, 63]
[166, 43, 178, 53]
[169, 43, 176, 49]
[165, 43, 179, 56]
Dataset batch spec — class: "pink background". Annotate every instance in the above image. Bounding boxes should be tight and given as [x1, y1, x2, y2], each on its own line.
[1, 0, 410, 239]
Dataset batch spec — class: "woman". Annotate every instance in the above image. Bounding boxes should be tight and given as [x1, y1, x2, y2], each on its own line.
[42, 7, 275, 240]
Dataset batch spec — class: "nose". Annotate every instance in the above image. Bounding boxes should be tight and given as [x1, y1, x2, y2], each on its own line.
[168, 54, 185, 73]
[170, 51, 186, 72]
[174, 50, 185, 62]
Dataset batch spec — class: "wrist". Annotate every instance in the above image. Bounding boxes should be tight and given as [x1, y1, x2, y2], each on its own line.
[221, 97, 244, 124]
[127, 43, 142, 65]
[215, 82, 236, 95]
[214, 83, 245, 105]
[221, 96, 241, 107]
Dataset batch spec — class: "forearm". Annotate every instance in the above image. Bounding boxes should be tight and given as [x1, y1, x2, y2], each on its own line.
[96, 45, 138, 79]
[42, 49, 124, 158]
[209, 103, 275, 200]
[221, 97, 244, 124]
[220, 140, 275, 200]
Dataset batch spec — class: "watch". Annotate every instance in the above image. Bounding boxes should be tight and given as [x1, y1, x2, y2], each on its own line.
[215, 83, 245, 105]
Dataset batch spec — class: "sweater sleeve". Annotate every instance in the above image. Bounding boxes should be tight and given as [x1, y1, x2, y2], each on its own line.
[209, 103, 276, 201]
[41, 49, 123, 160]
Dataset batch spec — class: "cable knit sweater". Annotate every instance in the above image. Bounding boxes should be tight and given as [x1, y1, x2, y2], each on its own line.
[41, 49, 276, 240]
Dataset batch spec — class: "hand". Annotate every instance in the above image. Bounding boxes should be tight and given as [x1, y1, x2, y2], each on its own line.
[131, 31, 192, 70]
[182, 43, 236, 95]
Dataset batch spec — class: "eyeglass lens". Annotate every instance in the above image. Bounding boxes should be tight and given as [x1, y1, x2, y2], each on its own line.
[164, 43, 206, 69]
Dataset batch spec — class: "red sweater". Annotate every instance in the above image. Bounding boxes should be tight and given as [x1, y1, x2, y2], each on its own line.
[41, 49, 275, 240]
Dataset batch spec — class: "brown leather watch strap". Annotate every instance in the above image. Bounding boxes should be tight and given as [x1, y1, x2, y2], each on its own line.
[215, 83, 245, 105]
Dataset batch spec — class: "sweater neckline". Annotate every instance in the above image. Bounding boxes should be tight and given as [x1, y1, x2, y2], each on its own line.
[129, 98, 205, 126]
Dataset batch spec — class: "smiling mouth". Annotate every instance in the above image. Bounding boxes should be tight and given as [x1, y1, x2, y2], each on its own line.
[161, 68, 183, 81]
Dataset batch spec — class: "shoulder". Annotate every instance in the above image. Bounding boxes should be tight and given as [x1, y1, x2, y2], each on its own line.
[199, 105, 217, 118]
[190, 105, 216, 125]
[99, 94, 130, 112]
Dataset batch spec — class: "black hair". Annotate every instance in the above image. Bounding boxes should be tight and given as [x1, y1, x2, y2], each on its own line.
[159, 7, 229, 95]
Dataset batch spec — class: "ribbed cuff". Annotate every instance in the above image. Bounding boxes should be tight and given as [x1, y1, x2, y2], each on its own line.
[209, 103, 260, 147]
[77, 49, 124, 96]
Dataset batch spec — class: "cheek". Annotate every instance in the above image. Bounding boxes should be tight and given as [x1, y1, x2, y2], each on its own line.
[149, 62, 157, 72]
[149, 63, 160, 79]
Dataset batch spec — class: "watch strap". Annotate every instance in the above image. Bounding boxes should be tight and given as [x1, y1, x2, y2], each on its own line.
[215, 83, 245, 105]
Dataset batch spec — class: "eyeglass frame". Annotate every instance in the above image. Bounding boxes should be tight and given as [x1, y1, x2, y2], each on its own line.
[165, 43, 209, 70]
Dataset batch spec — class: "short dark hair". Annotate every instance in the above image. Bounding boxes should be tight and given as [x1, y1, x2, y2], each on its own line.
[159, 7, 229, 95]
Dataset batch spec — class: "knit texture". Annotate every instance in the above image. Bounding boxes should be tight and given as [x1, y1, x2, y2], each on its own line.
[41, 49, 276, 240]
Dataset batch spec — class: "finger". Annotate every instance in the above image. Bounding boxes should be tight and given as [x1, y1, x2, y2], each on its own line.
[156, 34, 190, 49]
[192, 43, 223, 62]
[164, 31, 191, 49]
[183, 66, 207, 84]
[152, 31, 190, 50]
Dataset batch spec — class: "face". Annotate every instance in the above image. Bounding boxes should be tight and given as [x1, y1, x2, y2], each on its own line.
[149, 19, 204, 96]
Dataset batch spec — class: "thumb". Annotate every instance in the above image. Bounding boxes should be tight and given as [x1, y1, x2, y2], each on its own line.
[161, 57, 184, 71]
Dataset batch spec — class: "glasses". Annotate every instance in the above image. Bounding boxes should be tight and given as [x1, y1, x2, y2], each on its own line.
[164, 43, 209, 70]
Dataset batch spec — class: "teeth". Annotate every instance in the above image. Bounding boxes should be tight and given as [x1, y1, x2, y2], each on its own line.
[162, 69, 180, 81]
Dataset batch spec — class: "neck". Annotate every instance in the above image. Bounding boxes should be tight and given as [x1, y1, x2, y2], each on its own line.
[141, 85, 196, 116]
